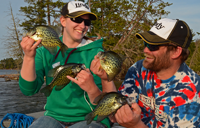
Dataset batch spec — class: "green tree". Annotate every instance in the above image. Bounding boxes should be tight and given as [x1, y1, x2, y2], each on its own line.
[0, 60, 6, 69]
[90, 0, 171, 48]
[186, 39, 200, 75]
[0, 64, 4, 69]
[19, 0, 66, 31]
[89, 0, 172, 79]
[0, 58, 16, 69]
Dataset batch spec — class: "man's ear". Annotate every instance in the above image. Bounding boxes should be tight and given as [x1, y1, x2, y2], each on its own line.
[60, 16, 67, 27]
[171, 46, 182, 59]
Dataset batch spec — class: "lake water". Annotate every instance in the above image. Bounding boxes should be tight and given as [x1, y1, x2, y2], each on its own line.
[0, 69, 20, 75]
[0, 70, 46, 119]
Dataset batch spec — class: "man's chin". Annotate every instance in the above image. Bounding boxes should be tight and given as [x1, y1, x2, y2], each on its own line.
[143, 60, 153, 69]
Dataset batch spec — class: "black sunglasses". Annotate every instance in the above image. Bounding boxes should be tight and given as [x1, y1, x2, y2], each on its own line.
[143, 41, 176, 51]
[70, 17, 91, 26]
[143, 41, 160, 51]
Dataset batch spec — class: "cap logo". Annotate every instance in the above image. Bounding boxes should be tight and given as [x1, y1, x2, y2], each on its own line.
[154, 23, 165, 30]
[75, 3, 89, 10]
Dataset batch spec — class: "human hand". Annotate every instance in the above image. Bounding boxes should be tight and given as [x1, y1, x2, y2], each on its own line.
[20, 37, 41, 59]
[67, 68, 101, 103]
[90, 55, 108, 81]
[67, 69, 98, 94]
[109, 114, 117, 123]
[114, 103, 144, 128]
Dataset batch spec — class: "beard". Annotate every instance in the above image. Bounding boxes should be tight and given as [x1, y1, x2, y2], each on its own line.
[143, 51, 171, 72]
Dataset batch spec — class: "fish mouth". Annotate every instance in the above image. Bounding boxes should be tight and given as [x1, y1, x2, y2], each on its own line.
[126, 97, 135, 106]
[25, 31, 37, 37]
[96, 51, 103, 58]
[31, 31, 37, 36]
[81, 64, 86, 70]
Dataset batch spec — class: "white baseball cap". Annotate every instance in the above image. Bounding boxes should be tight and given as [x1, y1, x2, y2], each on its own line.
[61, 1, 97, 20]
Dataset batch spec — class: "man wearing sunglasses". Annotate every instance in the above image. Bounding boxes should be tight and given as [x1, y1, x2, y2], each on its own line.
[19, 1, 116, 128]
[111, 18, 200, 128]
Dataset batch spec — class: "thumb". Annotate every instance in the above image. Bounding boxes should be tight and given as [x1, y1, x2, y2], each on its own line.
[131, 103, 141, 114]
[32, 39, 42, 49]
[85, 68, 91, 73]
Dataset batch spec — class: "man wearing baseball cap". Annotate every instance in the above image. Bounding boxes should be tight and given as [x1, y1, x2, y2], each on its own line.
[110, 18, 200, 128]
[20, 1, 116, 128]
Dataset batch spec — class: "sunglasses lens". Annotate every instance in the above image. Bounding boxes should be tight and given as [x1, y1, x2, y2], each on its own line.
[71, 17, 82, 23]
[84, 20, 91, 26]
[143, 41, 159, 51]
[75, 17, 83, 23]
[70, 17, 91, 26]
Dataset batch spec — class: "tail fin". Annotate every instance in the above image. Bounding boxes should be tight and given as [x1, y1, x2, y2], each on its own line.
[85, 112, 96, 125]
[40, 85, 52, 97]
[60, 44, 68, 58]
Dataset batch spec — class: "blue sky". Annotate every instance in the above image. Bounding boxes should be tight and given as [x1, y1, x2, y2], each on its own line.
[0, 0, 200, 60]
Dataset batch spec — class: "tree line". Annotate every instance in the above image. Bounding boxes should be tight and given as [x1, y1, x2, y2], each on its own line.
[2, 0, 200, 78]
[0, 58, 22, 69]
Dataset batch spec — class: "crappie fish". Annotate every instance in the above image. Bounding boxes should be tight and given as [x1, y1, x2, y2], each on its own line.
[96, 51, 124, 81]
[25, 25, 68, 57]
[40, 63, 86, 97]
[85, 92, 135, 125]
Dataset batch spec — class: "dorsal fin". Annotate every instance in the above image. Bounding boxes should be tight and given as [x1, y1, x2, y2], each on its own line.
[93, 92, 107, 104]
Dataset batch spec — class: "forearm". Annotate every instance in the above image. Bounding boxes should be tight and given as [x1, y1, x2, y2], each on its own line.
[20, 56, 36, 81]
[128, 120, 148, 128]
[101, 80, 117, 92]
[87, 81, 116, 105]
[87, 85, 102, 104]
[89, 80, 116, 104]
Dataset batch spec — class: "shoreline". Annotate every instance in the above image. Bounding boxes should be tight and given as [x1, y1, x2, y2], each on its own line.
[0, 74, 19, 81]
[0, 69, 20, 71]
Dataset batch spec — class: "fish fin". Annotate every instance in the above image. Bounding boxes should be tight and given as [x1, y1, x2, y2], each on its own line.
[96, 115, 108, 123]
[55, 84, 66, 91]
[93, 92, 107, 104]
[85, 112, 96, 125]
[48, 66, 61, 77]
[111, 112, 115, 117]
[23, 32, 27, 38]
[98, 65, 103, 72]
[107, 73, 113, 82]
[40, 85, 52, 97]
[117, 53, 126, 60]
[43, 45, 57, 56]
[60, 44, 68, 58]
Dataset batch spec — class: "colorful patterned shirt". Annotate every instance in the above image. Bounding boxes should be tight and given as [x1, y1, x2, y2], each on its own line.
[118, 59, 200, 128]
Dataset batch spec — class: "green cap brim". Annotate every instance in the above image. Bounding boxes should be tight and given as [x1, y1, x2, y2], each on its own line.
[136, 31, 170, 45]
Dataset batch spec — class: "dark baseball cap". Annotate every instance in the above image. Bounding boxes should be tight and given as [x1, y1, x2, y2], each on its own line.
[136, 18, 192, 48]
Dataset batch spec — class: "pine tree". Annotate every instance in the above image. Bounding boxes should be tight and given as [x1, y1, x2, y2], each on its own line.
[19, 0, 65, 31]
[89, 0, 172, 79]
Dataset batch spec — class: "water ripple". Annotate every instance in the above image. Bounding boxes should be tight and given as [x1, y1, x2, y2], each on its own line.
[0, 79, 46, 118]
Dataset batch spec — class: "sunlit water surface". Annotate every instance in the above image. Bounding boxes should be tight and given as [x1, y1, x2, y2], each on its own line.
[0, 70, 46, 119]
